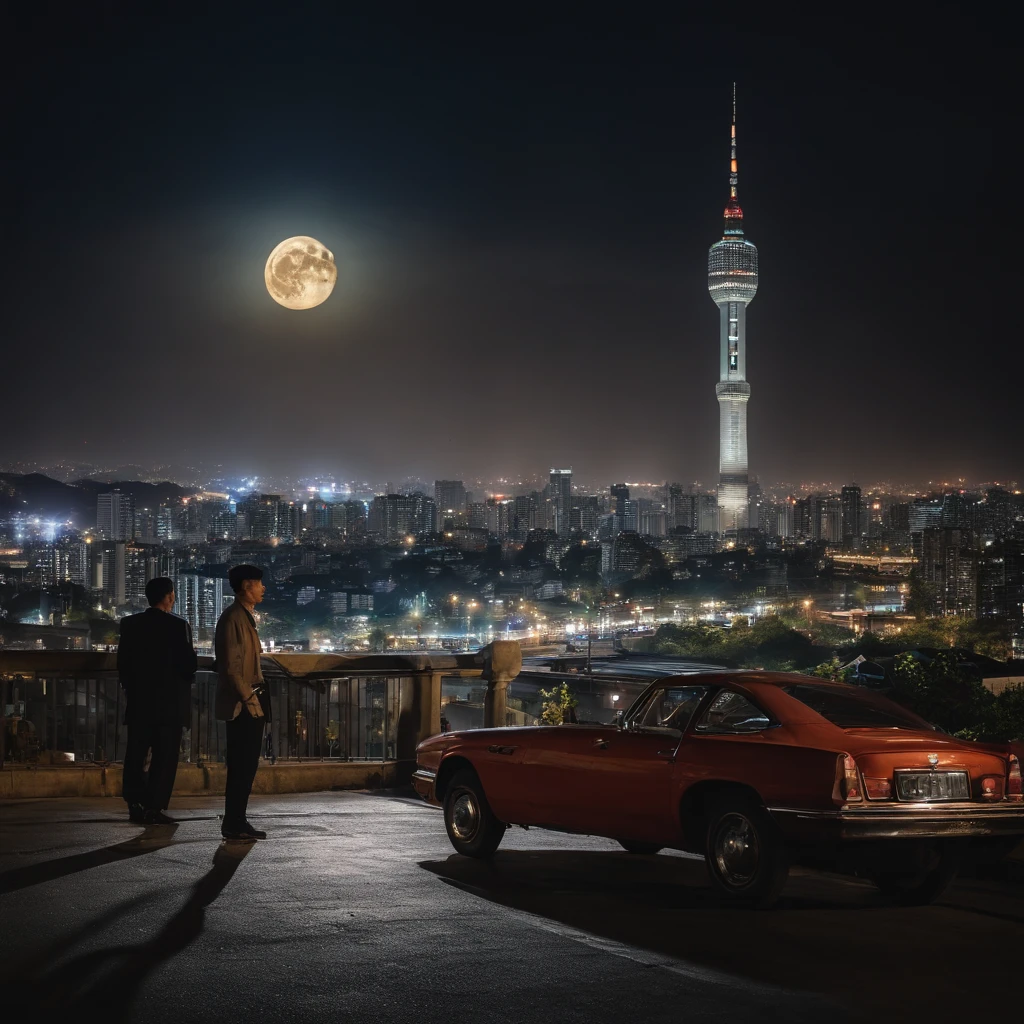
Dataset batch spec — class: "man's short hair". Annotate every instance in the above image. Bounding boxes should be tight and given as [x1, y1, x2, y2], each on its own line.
[145, 576, 175, 607]
[228, 564, 263, 593]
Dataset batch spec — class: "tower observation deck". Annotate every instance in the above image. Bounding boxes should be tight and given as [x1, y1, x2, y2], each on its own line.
[709, 85, 758, 533]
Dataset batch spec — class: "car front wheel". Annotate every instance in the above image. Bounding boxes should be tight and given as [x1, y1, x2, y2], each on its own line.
[704, 797, 789, 908]
[443, 768, 506, 859]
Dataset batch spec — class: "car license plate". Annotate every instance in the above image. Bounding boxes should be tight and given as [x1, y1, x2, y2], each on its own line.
[895, 771, 970, 801]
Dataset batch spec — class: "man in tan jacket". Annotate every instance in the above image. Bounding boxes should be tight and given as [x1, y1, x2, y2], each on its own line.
[216, 564, 268, 840]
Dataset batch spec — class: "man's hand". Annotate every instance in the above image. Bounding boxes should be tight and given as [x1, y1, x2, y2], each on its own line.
[243, 693, 265, 719]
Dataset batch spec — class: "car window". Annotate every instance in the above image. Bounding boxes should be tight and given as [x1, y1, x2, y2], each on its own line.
[783, 684, 935, 730]
[634, 685, 710, 733]
[694, 690, 772, 734]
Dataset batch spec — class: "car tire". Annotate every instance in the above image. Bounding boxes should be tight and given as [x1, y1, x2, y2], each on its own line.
[618, 840, 663, 855]
[443, 768, 506, 859]
[871, 843, 961, 906]
[704, 796, 789, 909]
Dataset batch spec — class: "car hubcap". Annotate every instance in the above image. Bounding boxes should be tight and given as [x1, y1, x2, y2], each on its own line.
[450, 792, 479, 841]
[714, 812, 759, 888]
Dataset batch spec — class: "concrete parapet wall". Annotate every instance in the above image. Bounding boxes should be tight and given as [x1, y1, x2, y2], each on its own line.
[0, 761, 409, 800]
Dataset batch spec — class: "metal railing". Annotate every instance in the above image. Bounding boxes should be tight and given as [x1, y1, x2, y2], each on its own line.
[0, 647, 519, 767]
[1, 670, 408, 765]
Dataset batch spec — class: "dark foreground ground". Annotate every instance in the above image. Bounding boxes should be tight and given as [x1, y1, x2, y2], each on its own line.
[1, 792, 1021, 1024]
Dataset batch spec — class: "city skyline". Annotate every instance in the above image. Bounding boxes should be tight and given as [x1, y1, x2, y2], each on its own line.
[2, 12, 1018, 484]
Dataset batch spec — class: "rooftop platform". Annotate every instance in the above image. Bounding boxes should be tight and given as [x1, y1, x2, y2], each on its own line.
[1, 792, 1022, 1023]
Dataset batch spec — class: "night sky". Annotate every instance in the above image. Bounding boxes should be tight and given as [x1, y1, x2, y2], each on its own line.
[4, 9, 1018, 486]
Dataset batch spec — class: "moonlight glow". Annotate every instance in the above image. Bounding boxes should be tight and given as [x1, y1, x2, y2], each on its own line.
[264, 236, 337, 310]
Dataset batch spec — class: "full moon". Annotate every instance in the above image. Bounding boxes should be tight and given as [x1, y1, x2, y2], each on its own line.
[264, 236, 337, 309]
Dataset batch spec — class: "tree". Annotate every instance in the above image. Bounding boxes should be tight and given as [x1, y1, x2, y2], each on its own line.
[538, 682, 578, 726]
[988, 685, 1024, 742]
[905, 569, 937, 621]
[891, 651, 994, 738]
[367, 626, 388, 653]
[807, 655, 852, 682]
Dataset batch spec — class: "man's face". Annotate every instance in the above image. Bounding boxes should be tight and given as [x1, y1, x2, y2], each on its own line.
[243, 578, 266, 604]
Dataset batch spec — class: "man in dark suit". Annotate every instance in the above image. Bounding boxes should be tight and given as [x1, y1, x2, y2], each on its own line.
[117, 576, 198, 824]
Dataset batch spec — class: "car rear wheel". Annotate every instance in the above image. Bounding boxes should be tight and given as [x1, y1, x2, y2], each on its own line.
[443, 768, 506, 859]
[618, 840, 663, 855]
[871, 843, 961, 906]
[704, 797, 788, 909]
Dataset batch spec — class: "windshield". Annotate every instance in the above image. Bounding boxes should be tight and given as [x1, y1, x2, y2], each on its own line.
[783, 684, 934, 731]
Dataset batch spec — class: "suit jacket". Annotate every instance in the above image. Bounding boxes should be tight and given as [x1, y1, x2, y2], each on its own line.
[117, 608, 198, 728]
[214, 600, 264, 721]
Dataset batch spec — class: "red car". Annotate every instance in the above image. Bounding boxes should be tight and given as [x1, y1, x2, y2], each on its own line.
[414, 672, 1024, 907]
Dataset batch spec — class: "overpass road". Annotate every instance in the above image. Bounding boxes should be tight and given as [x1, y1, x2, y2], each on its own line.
[1, 791, 1020, 1023]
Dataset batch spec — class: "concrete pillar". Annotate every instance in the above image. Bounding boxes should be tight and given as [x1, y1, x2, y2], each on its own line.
[395, 670, 443, 762]
[481, 640, 523, 728]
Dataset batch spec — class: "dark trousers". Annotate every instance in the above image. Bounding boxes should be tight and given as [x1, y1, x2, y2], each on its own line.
[224, 710, 265, 827]
[123, 724, 182, 811]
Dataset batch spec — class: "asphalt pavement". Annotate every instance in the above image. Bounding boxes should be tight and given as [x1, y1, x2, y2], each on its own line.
[0, 791, 1020, 1023]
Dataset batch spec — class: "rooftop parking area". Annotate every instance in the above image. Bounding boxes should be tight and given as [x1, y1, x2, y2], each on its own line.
[1, 791, 1021, 1023]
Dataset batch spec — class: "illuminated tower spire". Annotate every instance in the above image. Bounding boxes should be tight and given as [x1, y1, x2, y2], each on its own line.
[730, 82, 738, 198]
[708, 84, 758, 533]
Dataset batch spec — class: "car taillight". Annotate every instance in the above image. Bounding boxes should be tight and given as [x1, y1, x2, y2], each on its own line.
[980, 776, 1003, 801]
[864, 777, 892, 800]
[1008, 755, 1022, 802]
[841, 754, 863, 802]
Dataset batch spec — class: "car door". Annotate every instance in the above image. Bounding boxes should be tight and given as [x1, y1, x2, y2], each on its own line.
[516, 725, 620, 828]
[522, 684, 710, 841]
[672, 687, 778, 810]
[585, 684, 713, 842]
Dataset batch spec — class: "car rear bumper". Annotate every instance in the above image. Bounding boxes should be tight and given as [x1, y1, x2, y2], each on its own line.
[412, 768, 438, 805]
[769, 802, 1024, 841]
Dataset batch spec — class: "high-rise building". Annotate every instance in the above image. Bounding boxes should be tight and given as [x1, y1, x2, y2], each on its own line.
[485, 498, 513, 538]
[697, 493, 719, 535]
[47, 537, 89, 587]
[709, 87, 757, 534]
[96, 490, 135, 541]
[571, 495, 601, 539]
[367, 493, 437, 542]
[512, 495, 537, 540]
[549, 469, 573, 538]
[666, 483, 697, 533]
[434, 480, 467, 515]
[841, 485, 863, 549]
[920, 528, 978, 617]
[821, 496, 843, 544]
[94, 540, 127, 607]
[328, 500, 367, 538]
[175, 574, 225, 644]
[126, 543, 160, 606]
[794, 496, 819, 541]
[638, 502, 666, 538]
[982, 487, 1016, 541]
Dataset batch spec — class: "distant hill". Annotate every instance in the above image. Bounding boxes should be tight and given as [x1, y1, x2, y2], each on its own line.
[0, 473, 195, 526]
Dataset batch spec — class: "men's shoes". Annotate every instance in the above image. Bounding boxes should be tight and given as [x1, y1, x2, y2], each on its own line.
[221, 821, 267, 841]
[128, 803, 146, 824]
[142, 810, 176, 825]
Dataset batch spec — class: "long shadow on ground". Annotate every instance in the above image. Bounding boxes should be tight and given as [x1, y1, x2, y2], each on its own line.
[0, 824, 181, 894]
[9, 842, 253, 1023]
[420, 849, 1022, 1023]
